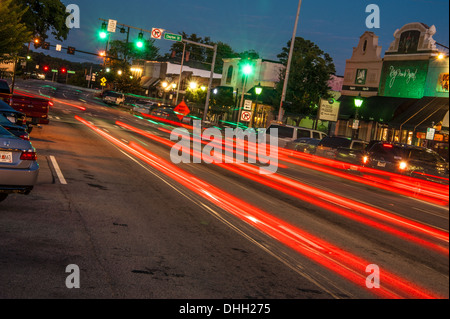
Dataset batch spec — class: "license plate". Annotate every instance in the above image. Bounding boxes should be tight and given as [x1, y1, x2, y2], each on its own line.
[377, 161, 386, 167]
[0, 151, 13, 163]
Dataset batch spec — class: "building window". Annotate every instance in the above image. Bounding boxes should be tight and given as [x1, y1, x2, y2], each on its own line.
[226, 66, 233, 84]
[363, 40, 367, 52]
[355, 69, 367, 85]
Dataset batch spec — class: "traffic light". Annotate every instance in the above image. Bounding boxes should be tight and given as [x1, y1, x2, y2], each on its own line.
[242, 63, 253, 76]
[42, 42, 50, 50]
[135, 32, 144, 49]
[99, 22, 108, 40]
[67, 46, 76, 55]
[43, 65, 49, 72]
[60, 67, 66, 74]
[33, 38, 41, 49]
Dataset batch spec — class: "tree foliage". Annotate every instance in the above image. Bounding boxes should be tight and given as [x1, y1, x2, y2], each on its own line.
[0, 0, 32, 60]
[108, 39, 160, 64]
[276, 37, 336, 124]
[17, 0, 70, 41]
[166, 33, 239, 74]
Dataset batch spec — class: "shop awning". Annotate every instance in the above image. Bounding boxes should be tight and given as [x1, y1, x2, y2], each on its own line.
[389, 97, 449, 131]
[337, 95, 418, 123]
[141, 77, 160, 89]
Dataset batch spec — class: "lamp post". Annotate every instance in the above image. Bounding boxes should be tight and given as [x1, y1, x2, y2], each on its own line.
[353, 93, 363, 139]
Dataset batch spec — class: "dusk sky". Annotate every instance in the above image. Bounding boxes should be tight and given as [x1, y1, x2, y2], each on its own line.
[38, 0, 450, 75]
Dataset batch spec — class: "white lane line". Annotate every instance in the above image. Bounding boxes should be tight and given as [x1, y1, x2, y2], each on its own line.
[49, 155, 67, 185]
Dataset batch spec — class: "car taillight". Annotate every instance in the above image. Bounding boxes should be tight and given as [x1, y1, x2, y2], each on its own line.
[48, 101, 54, 107]
[382, 143, 393, 148]
[20, 151, 37, 161]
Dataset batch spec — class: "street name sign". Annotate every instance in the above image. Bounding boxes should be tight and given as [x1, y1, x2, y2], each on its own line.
[164, 33, 182, 42]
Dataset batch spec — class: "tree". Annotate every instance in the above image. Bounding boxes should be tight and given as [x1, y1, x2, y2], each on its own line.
[108, 38, 160, 64]
[276, 37, 336, 125]
[0, 0, 32, 61]
[17, 0, 70, 41]
[166, 33, 238, 74]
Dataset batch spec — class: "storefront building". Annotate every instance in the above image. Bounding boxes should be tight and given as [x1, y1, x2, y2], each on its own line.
[336, 23, 449, 159]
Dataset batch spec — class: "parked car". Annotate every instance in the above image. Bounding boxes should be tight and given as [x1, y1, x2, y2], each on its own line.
[150, 107, 180, 122]
[365, 142, 449, 180]
[0, 125, 39, 202]
[132, 100, 158, 114]
[265, 123, 327, 148]
[285, 137, 321, 154]
[0, 79, 50, 126]
[315, 136, 368, 164]
[0, 99, 28, 129]
[0, 114, 30, 140]
[102, 91, 125, 106]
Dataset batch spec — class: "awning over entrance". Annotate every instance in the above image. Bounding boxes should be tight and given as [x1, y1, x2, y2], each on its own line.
[141, 77, 160, 89]
[389, 97, 449, 131]
[337, 95, 418, 123]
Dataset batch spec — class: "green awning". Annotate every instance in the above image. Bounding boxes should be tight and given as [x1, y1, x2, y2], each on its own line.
[337, 95, 418, 123]
[389, 97, 449, 131]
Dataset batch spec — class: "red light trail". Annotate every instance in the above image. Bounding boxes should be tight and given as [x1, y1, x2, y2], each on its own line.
[75, 115, 444, 298]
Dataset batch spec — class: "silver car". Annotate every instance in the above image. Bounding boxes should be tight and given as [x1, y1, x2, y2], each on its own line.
[0, 125, 39, 202]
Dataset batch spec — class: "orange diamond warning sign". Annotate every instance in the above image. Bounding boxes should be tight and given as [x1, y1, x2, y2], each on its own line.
[174, 101, 190, 121]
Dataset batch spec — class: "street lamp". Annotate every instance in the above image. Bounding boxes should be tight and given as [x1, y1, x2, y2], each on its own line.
[353, 93, 363, 139]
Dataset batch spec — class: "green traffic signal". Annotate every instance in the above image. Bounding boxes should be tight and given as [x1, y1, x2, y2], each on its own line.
[242, 64, 253, 76]
[135, 32, 144, 49]
[99, 22, 108, 40]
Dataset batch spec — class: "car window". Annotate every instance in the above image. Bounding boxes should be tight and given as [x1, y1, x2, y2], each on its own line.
[266, 125, 294, 139]
[312, 131, 321, 139]
[408, 148, 443, 162]
[0, 81, 10, 94]
[352, 142, 366, 150]
[297, 129, 311, 138]
[320, 137, 351, 148]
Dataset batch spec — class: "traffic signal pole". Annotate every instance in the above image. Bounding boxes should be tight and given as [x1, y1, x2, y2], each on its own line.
[278, 0, 302, 123]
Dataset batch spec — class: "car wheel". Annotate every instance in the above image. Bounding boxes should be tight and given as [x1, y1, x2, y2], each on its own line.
[0, 193, 8, 202]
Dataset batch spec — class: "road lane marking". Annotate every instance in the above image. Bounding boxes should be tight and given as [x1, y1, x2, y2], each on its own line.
[49, 155, 67, 185]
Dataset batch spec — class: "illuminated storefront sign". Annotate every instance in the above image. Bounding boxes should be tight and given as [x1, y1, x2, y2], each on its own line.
[379, 60, 428, 98]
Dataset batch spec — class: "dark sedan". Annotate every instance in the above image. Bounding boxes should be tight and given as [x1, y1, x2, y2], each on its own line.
[365, 142, 449, 182]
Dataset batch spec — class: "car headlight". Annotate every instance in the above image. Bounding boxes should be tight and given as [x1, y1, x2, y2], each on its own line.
[399, 161, 408, 170]
[362, 156, 369, 164]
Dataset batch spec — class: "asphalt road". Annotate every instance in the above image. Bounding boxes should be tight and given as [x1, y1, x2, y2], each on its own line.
[0, 80, 448, 301]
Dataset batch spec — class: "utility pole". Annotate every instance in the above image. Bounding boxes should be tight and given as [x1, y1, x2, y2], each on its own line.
[175, 42, 186, 105]
[278, 0, 302, 123]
